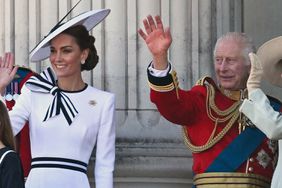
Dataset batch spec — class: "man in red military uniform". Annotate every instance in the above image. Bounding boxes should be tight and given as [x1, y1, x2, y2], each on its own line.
[138, 15, 279, 187]
[5, 67, 34, 180]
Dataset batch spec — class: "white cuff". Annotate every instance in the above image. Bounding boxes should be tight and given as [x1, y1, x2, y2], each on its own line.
[148, 62, 171, 77]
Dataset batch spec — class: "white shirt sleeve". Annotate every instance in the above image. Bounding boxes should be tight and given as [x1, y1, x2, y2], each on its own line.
[148, 62, 171, 77]
[239, 88, 282, 140]
[94, 94, 116, 188]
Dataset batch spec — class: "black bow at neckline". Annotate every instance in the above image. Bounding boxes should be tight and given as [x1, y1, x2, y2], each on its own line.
[25, 67, 78, 125]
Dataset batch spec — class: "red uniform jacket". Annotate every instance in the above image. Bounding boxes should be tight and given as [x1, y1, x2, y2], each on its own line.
[147, 68, 278, 180]
[5, 67, 34, 178]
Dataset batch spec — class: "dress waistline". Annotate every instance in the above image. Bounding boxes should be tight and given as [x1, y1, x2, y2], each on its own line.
[31, 157, 88, 174]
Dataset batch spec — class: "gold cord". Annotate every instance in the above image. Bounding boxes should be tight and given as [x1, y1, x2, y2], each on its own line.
[182, 84, 241, 153]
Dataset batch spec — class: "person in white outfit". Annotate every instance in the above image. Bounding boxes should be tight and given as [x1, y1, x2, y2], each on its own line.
[240, 36, 282, 188]
[0, 9, 115, 188]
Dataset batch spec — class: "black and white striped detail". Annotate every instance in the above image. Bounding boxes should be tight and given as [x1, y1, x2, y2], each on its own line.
[31, 157, 88, 174]
[25, 67, 78, 125]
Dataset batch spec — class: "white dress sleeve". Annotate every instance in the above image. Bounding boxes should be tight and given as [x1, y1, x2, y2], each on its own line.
[239, 88, 282, 140]
[94, 94, 116, 188]
[9, 85, 31, 135]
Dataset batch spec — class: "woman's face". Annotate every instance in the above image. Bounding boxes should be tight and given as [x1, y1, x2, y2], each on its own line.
[49, 33, 88, 79]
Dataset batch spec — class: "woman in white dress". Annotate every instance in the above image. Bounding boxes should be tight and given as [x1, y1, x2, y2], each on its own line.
[239, 36, 282, 188]
[0, 9, 115, 188]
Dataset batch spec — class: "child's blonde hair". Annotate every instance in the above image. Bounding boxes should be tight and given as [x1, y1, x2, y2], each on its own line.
[0, 101, 15, 150]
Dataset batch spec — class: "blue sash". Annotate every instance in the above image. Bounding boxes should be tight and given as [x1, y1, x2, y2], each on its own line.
[192, 96, 281, 187]
[206, 127, 264, 172]
[206, 96, 281, 172]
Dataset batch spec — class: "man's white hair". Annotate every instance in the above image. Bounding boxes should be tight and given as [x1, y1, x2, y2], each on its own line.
[213, 32, 256, 65]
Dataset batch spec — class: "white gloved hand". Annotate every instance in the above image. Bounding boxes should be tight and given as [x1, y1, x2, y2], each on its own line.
[247, 53, 263, 94]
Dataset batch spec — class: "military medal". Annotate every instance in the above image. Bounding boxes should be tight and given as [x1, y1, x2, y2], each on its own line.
[5, 93, 13, 101]
[13, 82, 19, 100]
[5, 83, 13, 101]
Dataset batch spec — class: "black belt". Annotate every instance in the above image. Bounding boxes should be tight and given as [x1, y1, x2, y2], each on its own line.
[31, 157, 88, 174]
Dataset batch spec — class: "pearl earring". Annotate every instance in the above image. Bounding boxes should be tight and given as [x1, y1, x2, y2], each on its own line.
[81, 60, 85, 64]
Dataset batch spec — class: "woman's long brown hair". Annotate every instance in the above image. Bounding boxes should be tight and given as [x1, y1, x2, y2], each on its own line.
[0, 101, 15, 150]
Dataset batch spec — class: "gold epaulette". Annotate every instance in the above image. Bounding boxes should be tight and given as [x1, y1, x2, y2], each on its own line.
[195, 76, 218, 88]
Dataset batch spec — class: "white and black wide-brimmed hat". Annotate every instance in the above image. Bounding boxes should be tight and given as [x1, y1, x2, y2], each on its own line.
[30, 8, 110, 62]
[257, 36, 282, 87]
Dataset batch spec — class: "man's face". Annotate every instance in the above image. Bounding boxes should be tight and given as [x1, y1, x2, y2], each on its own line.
[214, 39, 251, 90]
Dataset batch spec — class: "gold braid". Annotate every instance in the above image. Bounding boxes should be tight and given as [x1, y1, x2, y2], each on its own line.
[182, 83, 241, 153]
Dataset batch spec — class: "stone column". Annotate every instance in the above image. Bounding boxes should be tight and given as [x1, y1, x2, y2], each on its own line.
[0, 0, 243, 187]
